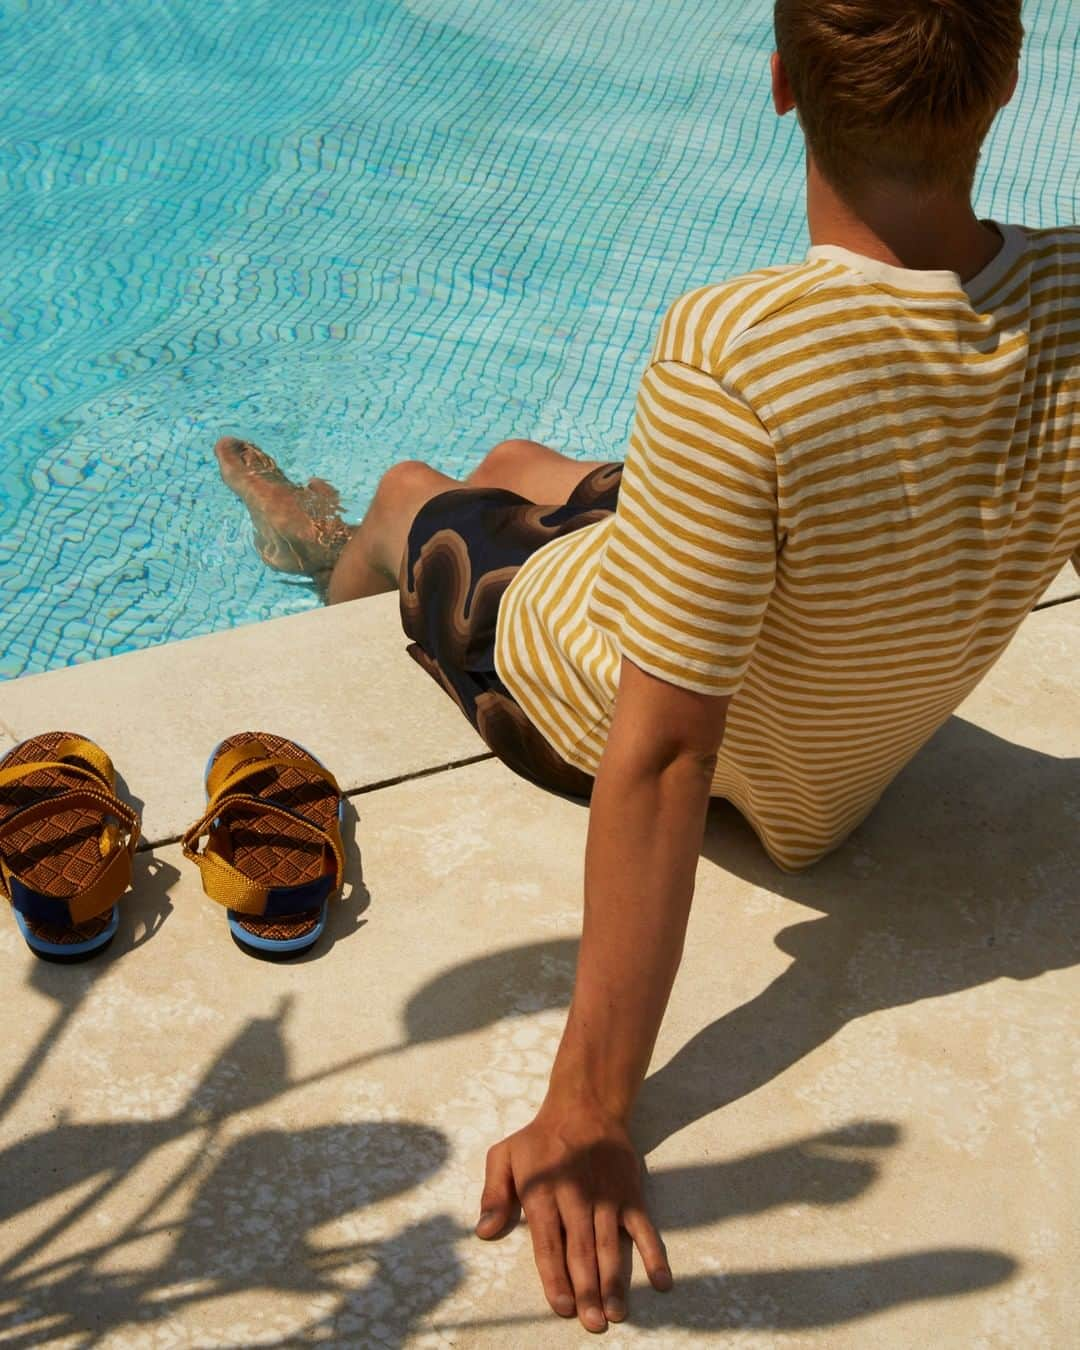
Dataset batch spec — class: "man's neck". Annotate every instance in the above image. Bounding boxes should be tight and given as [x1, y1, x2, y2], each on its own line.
[805, 157, 1004, 283]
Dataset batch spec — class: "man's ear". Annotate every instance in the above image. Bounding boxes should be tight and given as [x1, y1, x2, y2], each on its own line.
[771, 51, 796, 115]
[1001, 62, 1020, 108]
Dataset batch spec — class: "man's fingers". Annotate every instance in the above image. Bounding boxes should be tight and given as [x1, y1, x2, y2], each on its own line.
[476, 1141, 518, 1238]
[594, 1202, 627, 1322]
[623, 1205, 673, 1291]
[523, 1193, 577, 1319]
[561, 1195, 606, 1333]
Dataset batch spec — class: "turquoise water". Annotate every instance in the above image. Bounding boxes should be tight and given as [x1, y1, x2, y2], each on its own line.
[1, 0, 1077, 680]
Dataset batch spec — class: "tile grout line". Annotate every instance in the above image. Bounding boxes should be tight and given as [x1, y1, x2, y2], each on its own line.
[135, 750, 496, 853]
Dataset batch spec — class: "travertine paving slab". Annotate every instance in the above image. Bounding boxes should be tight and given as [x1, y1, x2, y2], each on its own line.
[0, 603, 1075, 1346]
[0, 593, 487, 844]
[1037, 562, 1079, 606]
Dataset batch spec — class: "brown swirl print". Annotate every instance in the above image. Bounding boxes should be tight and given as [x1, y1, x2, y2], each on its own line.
[399, 464, 622, 799]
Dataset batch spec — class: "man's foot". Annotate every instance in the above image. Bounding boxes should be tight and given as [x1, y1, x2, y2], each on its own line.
[214, 438, 352, 578]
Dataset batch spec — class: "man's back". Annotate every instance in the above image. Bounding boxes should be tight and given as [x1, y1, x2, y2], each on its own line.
[497, 222, 1080, 868]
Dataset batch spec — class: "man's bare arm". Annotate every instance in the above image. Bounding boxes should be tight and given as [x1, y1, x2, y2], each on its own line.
[552, 659, 730, 1117]
[477, 657, 730, 1331]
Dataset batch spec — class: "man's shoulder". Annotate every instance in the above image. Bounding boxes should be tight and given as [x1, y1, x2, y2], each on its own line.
[652, 258, 843, 372]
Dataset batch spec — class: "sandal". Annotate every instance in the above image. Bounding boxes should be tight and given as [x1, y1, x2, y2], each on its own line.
[182, 733, 345, 956]
[0, 732, 140, 959]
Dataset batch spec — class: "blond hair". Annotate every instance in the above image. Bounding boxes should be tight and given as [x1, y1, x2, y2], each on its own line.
[774, 0, 1024, 195]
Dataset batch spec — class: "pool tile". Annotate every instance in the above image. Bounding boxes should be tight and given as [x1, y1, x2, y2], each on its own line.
[6, 0, 1075, 682]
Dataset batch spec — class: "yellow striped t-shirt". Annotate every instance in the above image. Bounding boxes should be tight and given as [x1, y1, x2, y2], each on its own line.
[494, 223, 1080, 871]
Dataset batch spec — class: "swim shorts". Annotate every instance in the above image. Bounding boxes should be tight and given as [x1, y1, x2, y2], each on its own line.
[400, 462, 623, 798]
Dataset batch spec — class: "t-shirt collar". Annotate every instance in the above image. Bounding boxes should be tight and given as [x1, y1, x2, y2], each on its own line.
[806, 220, 1026, 303]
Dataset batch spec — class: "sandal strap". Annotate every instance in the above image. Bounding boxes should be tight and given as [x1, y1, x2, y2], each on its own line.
[0, 786, 140, 924]
[0, 755, 112, 796]
[0, 786, 140, 844]
[49, 735, 116, 786]
[205, 740, 340, 807]
[181, 793, 344, 916]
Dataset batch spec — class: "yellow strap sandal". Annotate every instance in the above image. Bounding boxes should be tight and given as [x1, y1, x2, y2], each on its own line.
[182, 733, 345, 957]
[0, 732, 141, 959]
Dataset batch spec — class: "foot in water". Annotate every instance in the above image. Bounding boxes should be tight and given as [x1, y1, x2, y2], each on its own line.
[214, 438, 353, 581]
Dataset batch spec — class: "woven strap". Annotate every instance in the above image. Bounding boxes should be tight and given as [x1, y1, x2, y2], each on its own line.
[205, 746, 341, 807]
[181, 793, 345, 916]
[0, 734, 117, 794]
[0, 784, 141, 924]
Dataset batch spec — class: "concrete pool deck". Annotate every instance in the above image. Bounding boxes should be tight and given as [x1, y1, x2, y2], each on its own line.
[0, 572, 1077, 1347]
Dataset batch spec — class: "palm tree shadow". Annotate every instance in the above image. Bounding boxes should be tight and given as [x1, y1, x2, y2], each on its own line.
[0, 850, 178, 1123]
[0, 716, 1067, 1341]
[627, 1249, 1017, 1332]
[635, 717, 1078, 1152]
[646, 1120, 902, 1231]
[0, 996, 460, 1348]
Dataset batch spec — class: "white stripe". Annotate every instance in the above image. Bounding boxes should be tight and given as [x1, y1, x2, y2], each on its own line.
[779, 553, 1063, 600]
[783, 513, 1074, 570]
[780, 429, 1077, 508]
[777, 382, 1077, 454]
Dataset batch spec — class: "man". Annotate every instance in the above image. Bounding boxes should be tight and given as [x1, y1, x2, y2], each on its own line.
[218, 0, 1078, 1331]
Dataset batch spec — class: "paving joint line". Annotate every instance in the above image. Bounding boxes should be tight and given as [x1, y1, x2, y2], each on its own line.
[1033, 592, 1080, 612]
[343, 751, 497, 802]
[135, 751, 496, 853]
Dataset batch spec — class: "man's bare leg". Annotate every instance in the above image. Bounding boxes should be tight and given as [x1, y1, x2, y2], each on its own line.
[216, 438, 458, 603]
[215, 436, 609, 605]
[464, 438, 607, 501]
[323, 458, 461, 603]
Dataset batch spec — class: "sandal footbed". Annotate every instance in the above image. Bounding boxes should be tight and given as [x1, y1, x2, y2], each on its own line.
[0, 731, 123, 942]
[209, 732, 339, 943]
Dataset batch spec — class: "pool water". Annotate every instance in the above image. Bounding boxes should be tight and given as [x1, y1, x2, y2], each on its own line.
[1, 0, 1077, 679]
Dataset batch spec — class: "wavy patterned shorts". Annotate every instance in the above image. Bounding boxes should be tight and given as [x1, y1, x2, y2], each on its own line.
[400, 462, 623, 799]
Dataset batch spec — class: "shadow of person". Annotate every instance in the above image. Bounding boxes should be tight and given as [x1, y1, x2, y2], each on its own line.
[635, 718, 1078, 1153]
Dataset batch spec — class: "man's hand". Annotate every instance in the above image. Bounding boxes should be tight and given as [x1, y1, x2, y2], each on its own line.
[472, 660, 724, 1326]
[475, 1094, 672, 1333]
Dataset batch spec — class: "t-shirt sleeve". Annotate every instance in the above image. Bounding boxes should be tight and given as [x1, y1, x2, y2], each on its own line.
[587, 359, 779, 697]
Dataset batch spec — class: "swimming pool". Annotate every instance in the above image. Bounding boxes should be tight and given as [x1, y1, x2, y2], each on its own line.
[2, 0, 1077, 680]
